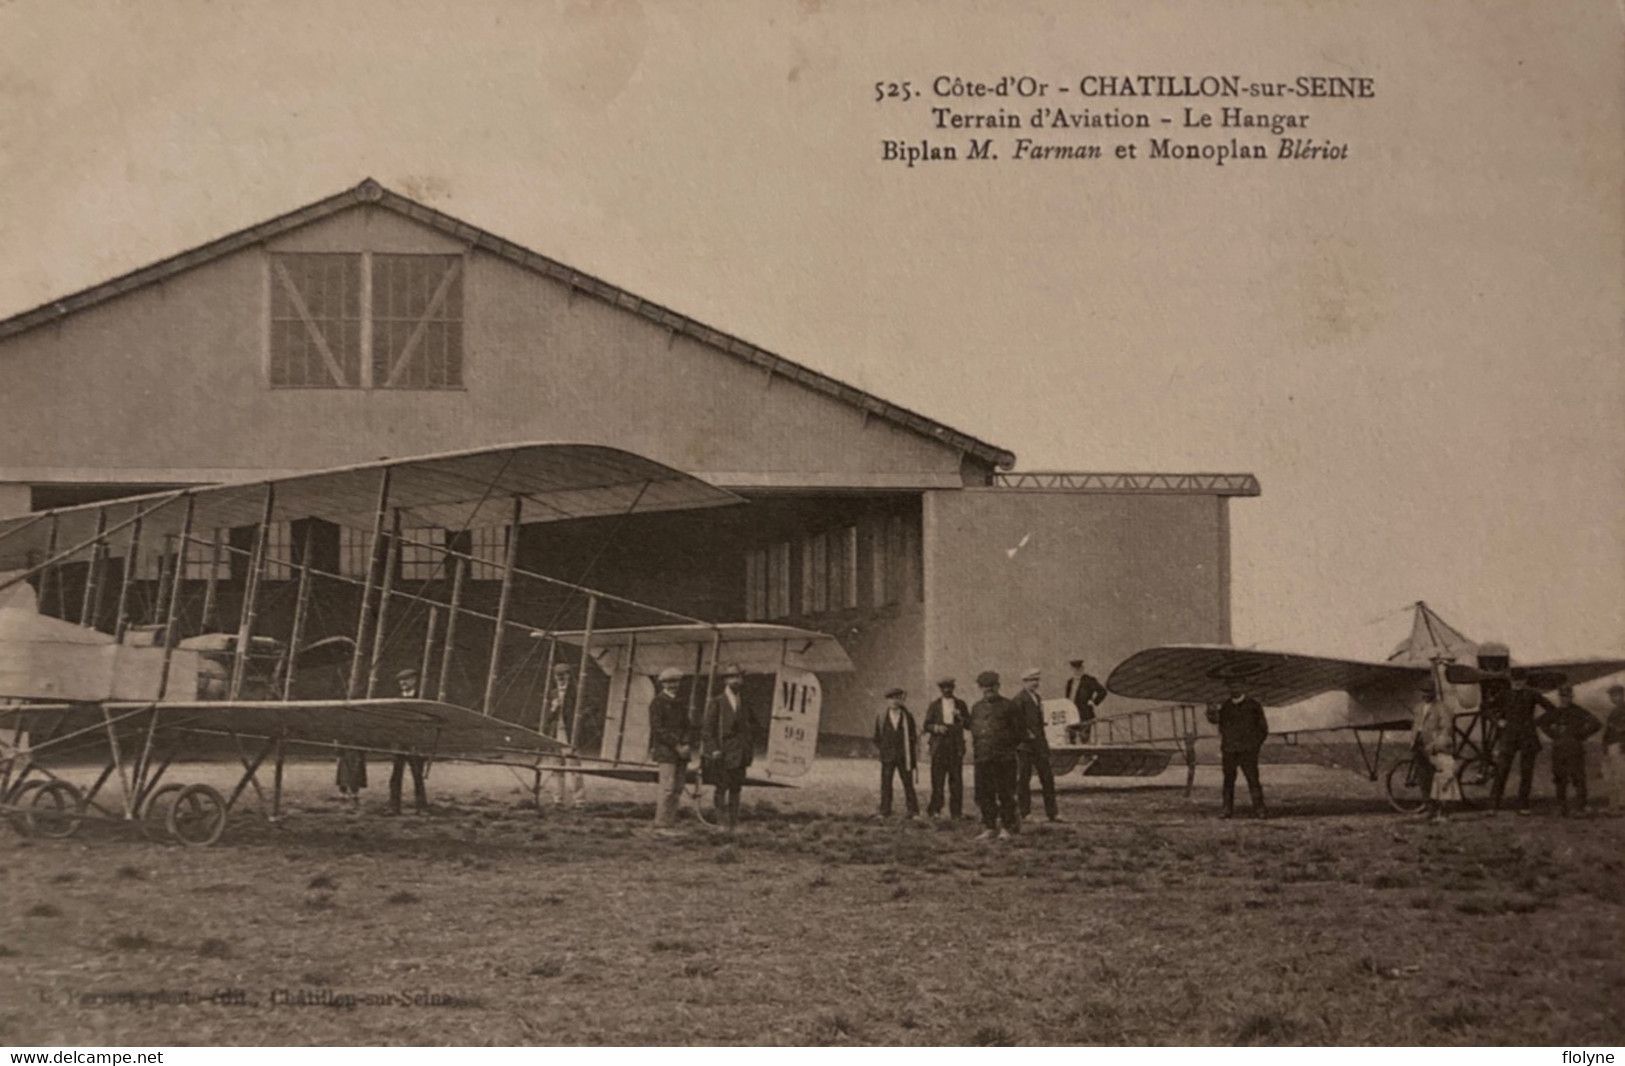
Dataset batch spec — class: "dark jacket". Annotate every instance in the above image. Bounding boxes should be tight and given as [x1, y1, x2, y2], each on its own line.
[648, 692, 693, 764]
[1066, 673, 1108, 721]
[923, 696, 970, 761]
[1208, 696, 1269, 753]
[874, 706, 919, 769]
[1010, 688, 1050, 752]
[542, 679, 602, 752]
[703, 691, 755, 770]
[1538, 703, 1600, 757]
[969, 694, 1026, 763]
[1498, 687, 1556, 751]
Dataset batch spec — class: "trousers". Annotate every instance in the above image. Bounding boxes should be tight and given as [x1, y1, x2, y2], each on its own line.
[879, 760, 919, 816]
[973, 758, 1020, 831]
[654, 758, 687, 826]
[1552, 749, 1587, 813]
[388, 754, 428, 813]
[928, 750, 964, 817]
[1220, 749, 1264, 813]
[1490, 742, 1539, 809]
[1017, 747, 1058, 819]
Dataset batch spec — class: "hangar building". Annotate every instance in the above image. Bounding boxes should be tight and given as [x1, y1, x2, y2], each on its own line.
[0, 179, 1257, 748]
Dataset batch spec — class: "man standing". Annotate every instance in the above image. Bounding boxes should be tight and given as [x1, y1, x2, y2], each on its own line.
[648, 667, 692, 829]
[1207, 680, 1269, 819]
[922, 677, 970, 819]
[873, 688, 920, 818]
[388, 667, 430, 816]
[1065, 658, 1108, 744]
[540, 661, 588, 811]
[1538, 683, 1600, 817]
[969, 670, 1024, 840]
[1602, 683, 1625, 811]
[703, 663, 755, 831]
[1489, 669, 1556, 815]
[1013, 668, 1060, 823]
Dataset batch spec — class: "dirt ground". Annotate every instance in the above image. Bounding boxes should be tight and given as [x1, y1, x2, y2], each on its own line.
[1, 755, 1621, 1046]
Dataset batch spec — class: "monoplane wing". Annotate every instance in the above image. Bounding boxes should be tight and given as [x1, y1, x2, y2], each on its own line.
[1107, 645, 1425, 706]
[552, 623, 854, 675]
[1445, 658, 1625, 690]
[0, 442, 742, 571]
[1, 699, 565, 761]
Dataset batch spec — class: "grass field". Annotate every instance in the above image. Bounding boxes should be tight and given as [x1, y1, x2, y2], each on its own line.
[1, 757, 1621, 1046]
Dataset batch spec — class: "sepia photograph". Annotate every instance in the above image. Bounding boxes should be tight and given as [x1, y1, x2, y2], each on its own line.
[0, 0, 1620, 1048]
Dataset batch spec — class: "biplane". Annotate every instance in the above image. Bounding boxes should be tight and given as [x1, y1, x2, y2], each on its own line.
[0, 442, 854, 843]
[1105, 602, 1625, 810]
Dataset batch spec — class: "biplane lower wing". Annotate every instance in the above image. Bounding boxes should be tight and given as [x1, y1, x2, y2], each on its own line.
[1107, 645, 1425, 707]
[0, 699, 566, 762]
[572, 764, 792, 789]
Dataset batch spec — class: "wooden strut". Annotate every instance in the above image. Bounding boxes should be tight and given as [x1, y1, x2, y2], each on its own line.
[153, 536, 173, 630]
[436, 555, 467, 703]
[155, 496, 196, 700]
[228, 484, 276, 701]
[281, 525, 316, 701]
[347, 468, 392, 699]
[78, 507, 108, 626]
[0, 492, 185, 600]
[480, 496, 524, 717]
[570, 595, 597, 747]
[609, 626, 634, 765]
[419, 606, 440, 694]
[364, 511, 403, 699]
[37, 515, 59, 619]
[112, 515, 143, 643]
[200, 529, 223, 632]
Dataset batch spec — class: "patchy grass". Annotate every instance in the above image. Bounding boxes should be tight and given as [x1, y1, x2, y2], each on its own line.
[0, 758, 1621, 1045]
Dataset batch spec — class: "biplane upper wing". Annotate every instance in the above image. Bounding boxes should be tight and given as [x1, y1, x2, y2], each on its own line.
[552, 623, 855, 674]
[0, 442, 742, 571]
[0, 699, 565, 760]
[1106, 645, 1426, 706]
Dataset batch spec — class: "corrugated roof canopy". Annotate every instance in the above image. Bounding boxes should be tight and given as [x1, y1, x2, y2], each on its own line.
[0, 442, 741, 572]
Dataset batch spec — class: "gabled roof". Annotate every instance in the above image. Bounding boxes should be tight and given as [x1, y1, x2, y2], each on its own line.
[0, 179, 1015, 470]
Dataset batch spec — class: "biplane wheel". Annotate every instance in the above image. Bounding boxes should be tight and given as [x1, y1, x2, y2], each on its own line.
[1454, 757, 1494, 810]
[1384, 759, 1429, 815]
[4, 780, 45, 835]
[140, 784, 187, 842]
[24, 781, 85, 839]
[167, 784, 228, 847]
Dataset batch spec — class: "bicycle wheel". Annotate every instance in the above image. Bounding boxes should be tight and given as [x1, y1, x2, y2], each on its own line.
[1385, 759, 1428, 815]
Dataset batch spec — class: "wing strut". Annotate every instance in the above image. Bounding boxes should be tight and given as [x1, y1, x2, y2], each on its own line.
[569, 594, 598, 738]
[228, 484, 276, 700]
[346, 469, 392, 699]
[77, 507, 108, 626]
[363, 510, 403, 699]
[112, 514, 145, 642]
[436, 555, 468, 703]
[156, 495, 197, 700]
[481, 495, 525, 716]
[0, 492, 186, 600]
[281, 526, 317, 700]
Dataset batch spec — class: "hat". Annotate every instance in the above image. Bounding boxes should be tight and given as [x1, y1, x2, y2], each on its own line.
[976, 670, 1000, 688]
[936, 676, 956, 688]
[551, 662, 572, 675]
[1021, 667, 1041, 681]
[720, 663, 745, 679]
[884, 687, 906, 699]
[1068, 658, 1084, 667]
[657, 667, 684, 684]
[396, 667, 419, 680]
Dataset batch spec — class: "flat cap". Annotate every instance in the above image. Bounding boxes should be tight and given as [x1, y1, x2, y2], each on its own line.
[976, 670, 1000, 687]
[936, 676, 956, 688]
[884, 687, 906, 699]
[720, 663, 745, 678]
[1021, 667, 1042, 681]
[395, 667, 419, 680]
[656, 667, 684, 683]
[1068, 658, 1084, 667]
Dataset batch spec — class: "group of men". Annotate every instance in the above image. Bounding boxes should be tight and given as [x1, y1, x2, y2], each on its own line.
[867, 659, 1147, 838]
[648, 662, 755, 831]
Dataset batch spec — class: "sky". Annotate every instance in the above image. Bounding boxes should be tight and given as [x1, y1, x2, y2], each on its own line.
[0, 0, 1620, 662]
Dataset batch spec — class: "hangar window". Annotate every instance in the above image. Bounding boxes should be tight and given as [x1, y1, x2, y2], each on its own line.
[339, 527, 376, 580]
[269, 252, 464, 390]
[399, 527, 448, 582]
[801, 533, 829, 615]
[767, 543, 791, 619]
[744, 550, 767, 621]
[178, 531, 229, 583]
[227, 522, 295, 582]
[868, 514, 920, 607]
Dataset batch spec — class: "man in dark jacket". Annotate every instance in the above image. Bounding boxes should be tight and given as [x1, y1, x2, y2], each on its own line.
[1490, 670, 1557, 814]
[1065, 658, 1109, 744]
[1207, 680, 1269, 818]
[388, 667, 429, 815]
[970, 670, 1025, 840]
[1013, 668, 1060, 822]
[648, 667, 693, 828]
[922, 677, 970, 819]
[703, 663, 755, 831]
[873, 688, 920, 818]
[1538, 683, 1600, 816]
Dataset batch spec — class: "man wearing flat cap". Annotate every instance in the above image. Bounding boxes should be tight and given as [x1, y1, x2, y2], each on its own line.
[388, 667, 430, 815]
[923, 677, 970, 819]
[1013, 668, 1061, 822]
[648, 667, 694, 828]
[540, 661, 589, 811]
[703, 663, 755, 830]
[1065, 658, 1108, 745]
[873, 687, 920, 818]
[969, 670, 1025, 840]
[1489, 667, 1557, 815]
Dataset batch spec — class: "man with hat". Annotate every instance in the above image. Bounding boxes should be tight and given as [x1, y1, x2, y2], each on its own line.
[1489, 667, 1557, 815]
[969, 670, 1025, 840]
[703, 663, 755, 830]
[1013, 668, 1061, 822]
[388, 667, 430, 815]
[540, 661, 589, 811]
[1538, 683, 1600, 817]
[922, 676, 970, 819]
[1207, 679, 1269, 819]
[1603, 683, 1625, 810]
[1065, 658, 1109, 745]
[648, 667, 694, 828]
[873, 687, 920, 818]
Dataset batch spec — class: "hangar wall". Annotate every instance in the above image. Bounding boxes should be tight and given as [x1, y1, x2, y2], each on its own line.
[921, 489, 1230, 708]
